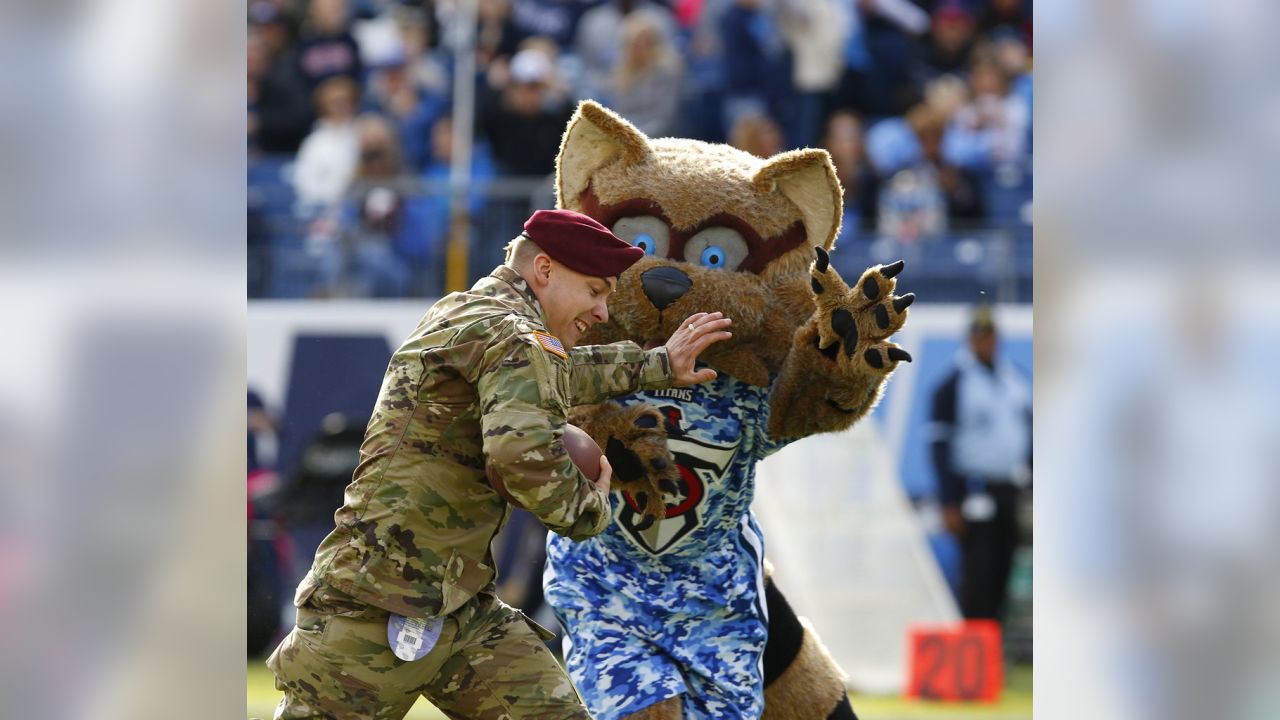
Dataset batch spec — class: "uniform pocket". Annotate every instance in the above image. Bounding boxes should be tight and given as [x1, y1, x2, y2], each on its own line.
[439, 550, 494, 617]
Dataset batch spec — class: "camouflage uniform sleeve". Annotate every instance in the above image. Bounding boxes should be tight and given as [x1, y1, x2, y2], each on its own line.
[566, 342, 672, 405]
[477, 332, 611, 540]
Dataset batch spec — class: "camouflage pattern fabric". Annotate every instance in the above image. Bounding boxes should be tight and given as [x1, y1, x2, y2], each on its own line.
[544, 375, 786, 719]
[269, 264, 675, 717]
[301, 264, 671, 621]
[268, 584, 589, 719]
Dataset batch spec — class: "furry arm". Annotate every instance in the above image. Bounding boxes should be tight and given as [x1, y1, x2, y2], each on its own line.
[767, 249, 913, 440]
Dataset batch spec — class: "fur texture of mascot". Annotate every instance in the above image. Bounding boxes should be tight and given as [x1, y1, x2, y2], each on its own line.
[542, 101, 913, 720]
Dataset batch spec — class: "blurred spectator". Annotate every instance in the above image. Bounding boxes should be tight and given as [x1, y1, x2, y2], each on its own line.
[868, 92, 983, 229]
[822, 110, 879, 240]
[296, 0, 364, 91]
[512, 35, 574, 102]
[248, 388, 279, 476]
[247, 386, 285, 656]
[248, 9, 312, 154]
[720, 0, 793, 139]
[474, 0, 525, 78]
[913, 0, 978, 79]
[977, 0, 1031, 47]
[413, 115, 497, 295]
[575, 0, 678, 102]
[394, 4, 450, 98]
[273, 412, 367, 621]
[677, 0, 731, 142]
[836, 0, 931, 117]
[292, 76, 362, 211]
[913, 93, 986, 222]
[507, 0, 591, 48]
[728, 111, 785, 158]
[608, 9, 684, 138]
[990, 28, 1032, 147]
[776, 0, 849, 147]
[928, 305, 1031, 622]
[877, 164, 946, 240]
[478, 46, 574, 176]
[942, 46, 1030, 168]
[364, 48, 448, 171]
[332, 114, 413, 297]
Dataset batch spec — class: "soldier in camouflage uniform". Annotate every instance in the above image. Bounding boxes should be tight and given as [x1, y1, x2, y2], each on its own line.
[267, 209, 733, 720]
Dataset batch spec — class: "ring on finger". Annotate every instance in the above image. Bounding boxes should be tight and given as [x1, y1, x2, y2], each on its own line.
[689, 324, 697, 331]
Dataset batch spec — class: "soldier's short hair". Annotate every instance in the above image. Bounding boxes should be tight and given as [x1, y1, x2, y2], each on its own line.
[504, 234, 544, 269]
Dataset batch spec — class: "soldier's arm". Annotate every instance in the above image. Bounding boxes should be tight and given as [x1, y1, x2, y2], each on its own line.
[477, 334, 611, 540]
[566, 342, 672, 405]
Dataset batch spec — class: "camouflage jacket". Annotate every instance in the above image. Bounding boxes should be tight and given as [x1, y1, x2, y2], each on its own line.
[301, 265, 674, 618]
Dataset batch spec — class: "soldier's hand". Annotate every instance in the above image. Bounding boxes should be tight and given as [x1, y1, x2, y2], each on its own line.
[665, 312, 733, 386]
[594, 454, 613, 495]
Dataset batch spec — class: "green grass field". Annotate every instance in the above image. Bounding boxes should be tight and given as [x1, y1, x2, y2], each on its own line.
[247, 662, 1031, 719]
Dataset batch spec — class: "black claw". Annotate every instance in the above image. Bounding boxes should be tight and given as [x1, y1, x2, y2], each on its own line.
[861, 276, 880, 301]
[814, 246, 830, 272]
[880, 260, 905, 279]
[874, 304, 890, 329]
[659, 478, 679, 494]
[864, 348, 884, 369]
[811, 276, 824, 295]
[633, 413, 658, 429]
[814, 334, 840, 361]
[893, 293, 915, 313]
[650, 457, 668, 471]
[887, 347, 912, 363]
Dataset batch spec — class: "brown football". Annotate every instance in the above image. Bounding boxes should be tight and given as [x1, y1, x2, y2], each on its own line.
[561, 423, 603, 481]
[486, 424, 602, 503]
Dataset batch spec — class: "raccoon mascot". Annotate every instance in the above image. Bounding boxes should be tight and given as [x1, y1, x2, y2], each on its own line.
[540, 101, 914, 720]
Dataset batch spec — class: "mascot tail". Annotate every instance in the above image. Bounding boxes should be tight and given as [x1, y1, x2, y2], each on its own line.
[762, 575, 858, 719]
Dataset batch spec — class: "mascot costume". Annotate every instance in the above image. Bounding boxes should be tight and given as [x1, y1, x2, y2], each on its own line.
[543, 101, 913, 720]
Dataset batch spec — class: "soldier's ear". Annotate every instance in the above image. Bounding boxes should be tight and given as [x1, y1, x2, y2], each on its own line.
[752, 149, 843, 252]
[556, 100, 653, 209]
[532, 254, 555, 288]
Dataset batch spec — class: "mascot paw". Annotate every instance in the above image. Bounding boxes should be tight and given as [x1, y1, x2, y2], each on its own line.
[808, 247, 913, 376]
[569, 403, 677, 522]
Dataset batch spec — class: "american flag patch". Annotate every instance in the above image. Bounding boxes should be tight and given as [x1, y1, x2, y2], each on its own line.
[532, 331, 568, 359]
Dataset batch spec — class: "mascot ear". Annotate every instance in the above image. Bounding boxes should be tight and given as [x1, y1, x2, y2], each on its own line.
[557, 100, 654, 209]
[752, 149, 843, 251]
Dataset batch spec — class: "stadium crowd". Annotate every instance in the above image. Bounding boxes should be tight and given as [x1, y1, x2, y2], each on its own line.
[248, 0, 1031, 298]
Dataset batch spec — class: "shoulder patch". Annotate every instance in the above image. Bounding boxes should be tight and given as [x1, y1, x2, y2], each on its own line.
[532, 331, 569, 360]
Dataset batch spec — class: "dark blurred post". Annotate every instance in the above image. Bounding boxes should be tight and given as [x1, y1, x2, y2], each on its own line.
[446, 0, 478, 293]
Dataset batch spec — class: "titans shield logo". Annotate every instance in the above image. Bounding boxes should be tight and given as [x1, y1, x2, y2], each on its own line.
[617, 406, 740, 555]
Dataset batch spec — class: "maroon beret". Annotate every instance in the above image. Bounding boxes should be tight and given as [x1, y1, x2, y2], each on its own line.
[522, 209, 645, 278]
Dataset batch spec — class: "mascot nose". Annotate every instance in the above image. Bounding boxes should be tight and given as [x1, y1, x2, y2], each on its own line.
[640, 266, 691, 310]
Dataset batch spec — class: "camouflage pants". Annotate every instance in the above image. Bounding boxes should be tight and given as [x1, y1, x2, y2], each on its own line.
[267, 584, 592, 720]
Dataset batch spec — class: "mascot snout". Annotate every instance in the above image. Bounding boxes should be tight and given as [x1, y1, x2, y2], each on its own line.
[640, 266, 692, 310]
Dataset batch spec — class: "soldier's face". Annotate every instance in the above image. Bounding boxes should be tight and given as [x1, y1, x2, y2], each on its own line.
[536, 258, 615, 348]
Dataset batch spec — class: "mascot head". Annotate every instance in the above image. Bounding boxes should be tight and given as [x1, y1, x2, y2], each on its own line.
[555, 101, 843, 386]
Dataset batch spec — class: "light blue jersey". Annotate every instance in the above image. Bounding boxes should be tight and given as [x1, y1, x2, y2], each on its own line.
[544, 373, 788, 719]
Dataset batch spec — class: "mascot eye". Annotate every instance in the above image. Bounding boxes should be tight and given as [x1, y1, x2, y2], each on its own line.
[683, 227, 749, 271]
[611, 216, 670, 258]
